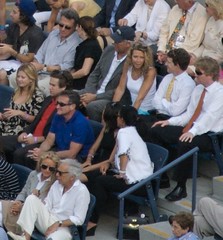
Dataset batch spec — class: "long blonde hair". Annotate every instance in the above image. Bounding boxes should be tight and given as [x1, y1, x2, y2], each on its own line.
[13, 63, 38, 102]
[206, 0, 223, 19]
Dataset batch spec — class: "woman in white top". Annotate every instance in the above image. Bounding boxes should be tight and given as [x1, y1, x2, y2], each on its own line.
[113, 43, 156, 115]
[88, 106, 154, 234]
[118, 0, 170, 48]
[194, 0, 223, 63]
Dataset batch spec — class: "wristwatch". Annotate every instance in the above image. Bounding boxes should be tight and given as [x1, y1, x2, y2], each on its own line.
[58, 220, 63, 227]
[43, 64, 47, 72]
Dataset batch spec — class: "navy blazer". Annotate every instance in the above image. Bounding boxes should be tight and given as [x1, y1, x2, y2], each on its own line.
[94, 0, 137, 32]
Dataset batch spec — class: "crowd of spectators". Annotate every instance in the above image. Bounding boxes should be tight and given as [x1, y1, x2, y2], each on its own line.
[0, 0, 223, 239]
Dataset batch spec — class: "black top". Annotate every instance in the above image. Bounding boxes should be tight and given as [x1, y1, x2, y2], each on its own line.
[72, 38, 102, 90]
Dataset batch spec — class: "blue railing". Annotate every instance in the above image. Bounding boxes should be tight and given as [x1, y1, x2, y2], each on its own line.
[117, 147, 199, 240]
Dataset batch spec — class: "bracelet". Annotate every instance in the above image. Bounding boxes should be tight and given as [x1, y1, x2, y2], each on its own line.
[34, 137, 38, 144]
[87, 154, 94, 159]
[119, 170, 126, 174]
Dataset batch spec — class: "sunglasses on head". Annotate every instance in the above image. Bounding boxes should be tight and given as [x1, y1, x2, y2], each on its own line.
[195, 69, 203, 76]
[41, 164, 56, 172]
[59, 23, 72, 30]
[56, 170, 69, 176]
[56, 101, 72, 107]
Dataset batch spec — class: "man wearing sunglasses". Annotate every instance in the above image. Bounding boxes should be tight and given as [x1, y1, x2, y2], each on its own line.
[28, 90, 94, 163]
[0, 70, 72, 169]
[150, 56, 223, 201]
[8, 159, 90, 240]
[9, 8, 81, 97]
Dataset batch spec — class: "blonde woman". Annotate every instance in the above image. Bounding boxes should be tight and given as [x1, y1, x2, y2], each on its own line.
[0, 63, 44, 136]
[0, 151, 60, 235]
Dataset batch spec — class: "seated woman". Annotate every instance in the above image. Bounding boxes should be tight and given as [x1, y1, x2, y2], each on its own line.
[113, 43, 156, 115]
[168, 212, 200, 240]
[71, 16, 102, 90]
[118, 0, 170, 51]
[87, 106, 154, 234]
[0, 140, 20, 200]
[0, 63, 44, 136]
[0, 0, 45, 85]
[0, 151, 59, 235]
[35, 0, 101, 32]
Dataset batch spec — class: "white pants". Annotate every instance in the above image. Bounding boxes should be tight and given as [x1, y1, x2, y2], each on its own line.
[33, 11, 61, 28]
[17, 195, 72, 240]
[193, 197, 223, 238]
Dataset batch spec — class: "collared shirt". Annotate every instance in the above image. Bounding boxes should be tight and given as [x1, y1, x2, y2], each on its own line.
[168, 231, 200, 240]
[97, 52, 126, 94]
[35, 29, 81, 70]
[35, 172, 51, 190]
[110, 0, 122, 28]
[169, 82, 223, 136]
[153, 72, 195, 116]
[45, 180, 90, 225]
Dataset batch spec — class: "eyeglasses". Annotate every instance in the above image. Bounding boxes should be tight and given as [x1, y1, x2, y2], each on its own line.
[195, 69, 204, 76]
[56, 170, 69, 176]
[56, 101, 72, 107]
[41, 164, 56, 172]
[59, 23, 72, 30]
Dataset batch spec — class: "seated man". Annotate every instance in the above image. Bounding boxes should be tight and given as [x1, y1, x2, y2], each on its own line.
[193, 197, 223, 239]
[149, 57, 223, 201]
[0, 0, 45, 85]
[78, 26, 135, 122]
[8, 159, 90, 240]
[28, 90, 95, 163]
[0, 70, 73, 169]
[156, 0, 208, 76]
[9, 8, 81, 97]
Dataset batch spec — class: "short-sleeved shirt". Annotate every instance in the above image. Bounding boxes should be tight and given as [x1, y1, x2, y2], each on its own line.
[5, 23, 45, 56]
[50, 110, 94, 157]
[72, 38, 102, 89]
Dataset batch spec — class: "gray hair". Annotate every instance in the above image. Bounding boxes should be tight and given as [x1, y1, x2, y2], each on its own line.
[60, 8, 79, 26]
[60, 159, 82, 179]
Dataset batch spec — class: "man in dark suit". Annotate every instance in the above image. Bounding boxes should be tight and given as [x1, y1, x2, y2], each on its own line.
[94, 0, 137, 37]
[0, 70, 72, 169]
[79, 26, 135, 122]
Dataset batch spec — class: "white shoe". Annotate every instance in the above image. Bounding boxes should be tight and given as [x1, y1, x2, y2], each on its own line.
[7, 231, 26, 240]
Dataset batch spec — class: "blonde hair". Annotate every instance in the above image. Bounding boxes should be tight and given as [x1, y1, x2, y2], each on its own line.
[14, 63, 38, 102]
[206, 0, 223, 19]
[126, 43, 154, 75]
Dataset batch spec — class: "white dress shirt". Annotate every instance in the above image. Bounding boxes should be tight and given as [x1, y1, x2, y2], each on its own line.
[45, 179, 90, 226]
[152, 71, 195, 116]
[169, 82, 223, 136]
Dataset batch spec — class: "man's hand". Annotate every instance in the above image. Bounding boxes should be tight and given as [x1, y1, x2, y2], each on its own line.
[45, 222, 59, 237]
[179, 132, 194, 143]
[118, 19, 128, 26]
[152, 120, 169, 128]
[97, 27, 111, 36]
[31, 61, 44, 71]
[27, 148, 42, 161]
[80, 93, 96, 105]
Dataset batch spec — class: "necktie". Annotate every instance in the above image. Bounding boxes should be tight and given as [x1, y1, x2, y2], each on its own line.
[165, 77, 175, 101]
[182, 89, 206, 133]
[166, 11, 187, 51]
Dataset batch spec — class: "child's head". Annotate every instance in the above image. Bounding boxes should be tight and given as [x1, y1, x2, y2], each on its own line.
[170, 212, 194, 238]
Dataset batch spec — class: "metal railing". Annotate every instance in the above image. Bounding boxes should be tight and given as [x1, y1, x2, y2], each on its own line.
[117, 147, 199, 240]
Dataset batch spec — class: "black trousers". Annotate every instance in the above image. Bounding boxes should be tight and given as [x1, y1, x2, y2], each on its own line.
[149, 125, 213, 185]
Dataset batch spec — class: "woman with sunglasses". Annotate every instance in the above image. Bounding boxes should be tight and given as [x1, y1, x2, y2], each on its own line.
[0, 151, 59, 234]
[113, 43, 156, 115]
[70, 16, 102, 90]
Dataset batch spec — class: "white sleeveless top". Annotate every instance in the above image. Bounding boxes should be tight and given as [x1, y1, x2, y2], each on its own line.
[127, 67, 156, 111]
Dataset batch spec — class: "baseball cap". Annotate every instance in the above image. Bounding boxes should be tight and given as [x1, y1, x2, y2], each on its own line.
[15, 0, 37, 24]
[111, 26, 135, 43]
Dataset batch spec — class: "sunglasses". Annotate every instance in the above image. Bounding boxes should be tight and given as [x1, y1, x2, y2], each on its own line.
[56, 170, 69, 176]
[56, 101, 72, 107]
[195, 69, 204, 76]
[59, 23, 72, 30]
[41, 164, 56, 172]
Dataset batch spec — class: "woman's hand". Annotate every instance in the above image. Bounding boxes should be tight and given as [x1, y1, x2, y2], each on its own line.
[2, 108, 24, 120]
[10, 201, 23, 215]
[82, 158, 92, 168]
[100, 162, 110, 175]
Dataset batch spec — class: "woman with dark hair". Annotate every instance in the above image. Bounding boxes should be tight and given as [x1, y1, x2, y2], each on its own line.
[0, 151, 59, 235]
[70, 16, 102, 90]
[0, 140, 20, 200]
[87, 105, 154, 235]
[0, 0, 45, 85]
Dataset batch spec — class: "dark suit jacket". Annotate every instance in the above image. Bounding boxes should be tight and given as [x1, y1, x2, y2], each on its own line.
[79, 45, 125, 101]
[94, 0, 137, 32]
[23, 96, 56, 137]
